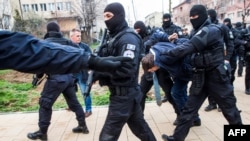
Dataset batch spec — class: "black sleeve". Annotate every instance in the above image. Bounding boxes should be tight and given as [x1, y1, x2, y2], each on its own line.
[222, 25, 234, 61]
[0, 31, 90, 74]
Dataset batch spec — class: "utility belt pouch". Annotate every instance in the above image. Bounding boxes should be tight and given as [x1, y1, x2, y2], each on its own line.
[190, 69, 205, 95]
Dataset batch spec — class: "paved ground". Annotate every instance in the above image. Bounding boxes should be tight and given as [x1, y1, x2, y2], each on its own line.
[0, 73, 250, 141]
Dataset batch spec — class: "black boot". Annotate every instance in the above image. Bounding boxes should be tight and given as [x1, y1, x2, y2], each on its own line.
[72, 121, 89, 134]
[204, 104, 217, 112]
[161, 96, 168, 103]
[27, 130, 47, 141]
[162, 134, 175, 141]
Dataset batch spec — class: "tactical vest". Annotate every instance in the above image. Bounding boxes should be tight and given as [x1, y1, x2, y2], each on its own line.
[100, 28, 144, 60]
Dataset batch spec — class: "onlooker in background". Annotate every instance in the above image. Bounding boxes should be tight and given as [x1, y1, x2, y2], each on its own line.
[70, 28, 93, 117]
[182, 27, 190, 39]
[27, 21, 89, 141]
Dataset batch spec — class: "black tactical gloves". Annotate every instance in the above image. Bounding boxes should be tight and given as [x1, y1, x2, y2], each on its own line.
[88, 55, 133, 73]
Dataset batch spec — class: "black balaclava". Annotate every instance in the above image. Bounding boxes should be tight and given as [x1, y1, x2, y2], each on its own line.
[134, 21, 147, 38]
[207, 9, 217, 23]
[235, 22, 242, 28]
[223, 18, 232, 28]
[46, 21, 60, 32]
[162, 13, 172, 28]
[190, 5, 208, 30]
[104, 2, 126, 35]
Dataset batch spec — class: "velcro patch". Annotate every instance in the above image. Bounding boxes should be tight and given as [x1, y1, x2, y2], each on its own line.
[126, 44, 136, 50]
[123, 50, 135, 59]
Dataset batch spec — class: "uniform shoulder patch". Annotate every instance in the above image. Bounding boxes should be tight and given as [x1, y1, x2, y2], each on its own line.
[126, 44, 136, 50]
[123, 50, 135, 59]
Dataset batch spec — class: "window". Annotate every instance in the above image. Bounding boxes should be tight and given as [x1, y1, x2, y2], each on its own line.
[56, 2, 63, 10]
[40, 3, 47, 11]
[237, 11, 243, 17]
[31, 4, 38, 11]
[65, 2, 71, 11]
[3, 14, 10, 29]
[48, 3, 55, 11]
[180, 7, 182, 12]
[22, 4, 29, 12]
[227, 13, 234, 19]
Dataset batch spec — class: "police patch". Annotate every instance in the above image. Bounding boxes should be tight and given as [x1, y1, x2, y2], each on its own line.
[126, 44, 136, 50]
[123, 50, 135, 59]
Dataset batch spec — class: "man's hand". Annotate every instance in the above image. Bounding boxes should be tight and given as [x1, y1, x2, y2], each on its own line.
[88, 55, 132, 72]
[168, 33, 178, 42]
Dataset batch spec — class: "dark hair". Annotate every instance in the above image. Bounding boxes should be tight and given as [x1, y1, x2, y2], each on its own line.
[141, 53, 155, 72]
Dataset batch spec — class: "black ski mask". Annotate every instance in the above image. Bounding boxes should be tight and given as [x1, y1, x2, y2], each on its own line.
[207, 9, 217, 23]
[104, 2, 126, 34]
[134, 21, 147, 38]
[223, 18, 232, 28]
[190, 5, 208, 30]
[162, 13, 172, 28]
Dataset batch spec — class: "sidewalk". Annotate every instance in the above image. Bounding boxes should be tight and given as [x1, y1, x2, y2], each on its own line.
[0, 75, 250, 141]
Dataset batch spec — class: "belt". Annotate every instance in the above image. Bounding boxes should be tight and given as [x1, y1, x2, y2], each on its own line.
[109, 86, 128, 96]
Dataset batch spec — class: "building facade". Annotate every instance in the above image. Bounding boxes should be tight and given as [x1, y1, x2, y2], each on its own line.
[0, 0, 12, 30]
[172, 0, 250, 31]
[8, 0, 107, 41]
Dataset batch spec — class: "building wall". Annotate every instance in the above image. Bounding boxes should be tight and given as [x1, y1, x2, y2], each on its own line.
[172, 1, 192, 30]
[9, 0, 107, 40]
[172, 0, 250, 28]
[145, 12, 163, 28]
[0, 0, 12, 29]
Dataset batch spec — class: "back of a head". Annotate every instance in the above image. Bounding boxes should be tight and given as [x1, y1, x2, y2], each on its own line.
[134, 21, 147, 37]
[207, 9, 217, 23]
[223, 18, 232, 28]
[163, 13, 171, 20]
[46, 21, 60, 32]
[235, 22, 242, 28]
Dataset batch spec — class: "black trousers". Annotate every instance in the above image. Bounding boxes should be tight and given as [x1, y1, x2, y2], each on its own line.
[245, 62, 250, 90]
[139, 72, 153, 111]
[38, 74, 85, 133]
[99, 86, 156, 141]
[173, 65, 242, 141]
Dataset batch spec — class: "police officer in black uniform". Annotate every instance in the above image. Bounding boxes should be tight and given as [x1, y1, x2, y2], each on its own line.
[96, 2, 156, 141]
[204, 9, 235, 112]
[162, 5, 242, 141]
[235, 22, 246, 77]
[223, 18, 247, 84]
[27, 21, 89, 141]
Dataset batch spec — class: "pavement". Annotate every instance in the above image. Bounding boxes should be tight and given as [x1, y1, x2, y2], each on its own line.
[0, 73, 250, 141]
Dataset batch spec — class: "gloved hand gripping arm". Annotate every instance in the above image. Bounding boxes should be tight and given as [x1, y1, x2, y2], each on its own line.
[87, 55, 133, 73]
